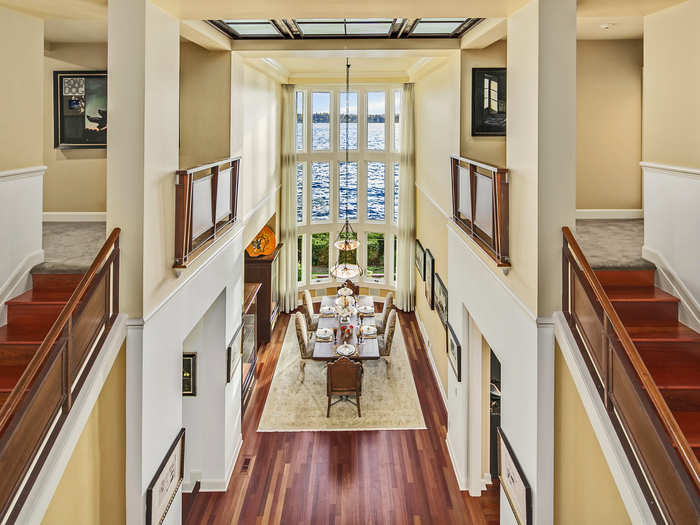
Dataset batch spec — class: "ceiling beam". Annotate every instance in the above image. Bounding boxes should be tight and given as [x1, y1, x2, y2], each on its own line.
[460, 18, 507, 49]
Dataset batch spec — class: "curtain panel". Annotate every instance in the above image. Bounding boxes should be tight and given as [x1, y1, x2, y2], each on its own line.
[279, 84, 298, 313]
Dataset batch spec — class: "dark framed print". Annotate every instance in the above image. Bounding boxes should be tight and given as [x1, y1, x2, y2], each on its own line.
[435, 273, 448, 327]
[472, 68, 506, 136]
[182, 353, 197, 396]
[498, 427, 532, 525]
[53, 70, 107, 149]
[424, 249, 435, 309]
[415, 239, 425, 280]
[447, 322, 461, 381]
[226, 323, 243, 383]
[146, 428, 185, 525]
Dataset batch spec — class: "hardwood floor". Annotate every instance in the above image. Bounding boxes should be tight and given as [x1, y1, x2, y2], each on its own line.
[183, 310, 499, 524]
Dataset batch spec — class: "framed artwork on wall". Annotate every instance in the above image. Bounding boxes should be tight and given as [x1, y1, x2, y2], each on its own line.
[435, 273, 448, 327]
[472, 68, 506, 136]
[53, 70, 107, 149]
[226, 323, 243, 383]
[447, 322, 461, 381]
[182, 353, 197, 396]
[415, 239, 425, 280]
[146, 428, 185, 525]
[498, 427, 532, 525]
[424, 249, 435, 309]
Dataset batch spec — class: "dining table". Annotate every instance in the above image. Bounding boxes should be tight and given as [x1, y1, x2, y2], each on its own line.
[312, 295, 380, 361]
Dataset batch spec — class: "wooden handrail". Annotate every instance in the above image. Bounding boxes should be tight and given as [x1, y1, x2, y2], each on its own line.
[562, 226, 700, 490]
[0, 228, 121, 435]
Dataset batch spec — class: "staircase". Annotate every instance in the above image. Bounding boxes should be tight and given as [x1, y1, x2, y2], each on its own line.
[0, 272, 83, 408]
[596, 269, 700, 462]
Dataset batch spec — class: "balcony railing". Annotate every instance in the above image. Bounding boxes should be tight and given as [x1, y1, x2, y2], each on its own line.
[174, 157, 241, 269]
[0, 229, 120, 522]
[562, 227, 700, 523]
[449, 155, 509, 266]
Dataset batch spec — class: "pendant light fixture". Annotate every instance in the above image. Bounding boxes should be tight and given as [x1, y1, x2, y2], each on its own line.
[330, 58, 363, 281]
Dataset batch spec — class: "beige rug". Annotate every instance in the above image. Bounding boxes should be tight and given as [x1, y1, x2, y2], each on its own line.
[258, 316, 426, 432]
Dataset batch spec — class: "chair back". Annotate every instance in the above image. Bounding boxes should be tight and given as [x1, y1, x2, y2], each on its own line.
[327, 357, 363, 395]
[381, 309, 397, 357]
[337, 279, 359, 296]
[381, 292, 394, 324]
[303, 289, 315, 326]
[294, 312, 311, 358]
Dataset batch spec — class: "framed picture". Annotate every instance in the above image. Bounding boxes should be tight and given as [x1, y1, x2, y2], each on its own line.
[498, 427, 532, 525]
[424, 249, 435, 309]
[226, 323, 243, 383]
[435, 273, 448, 327]
[182, 353, 197, 396]
[472, 68, 506, 136]
[415, 239, 425, 280]
[53, 70, 107, 148]
[146, 428, 185, 525]
[447, 322, 461, 381]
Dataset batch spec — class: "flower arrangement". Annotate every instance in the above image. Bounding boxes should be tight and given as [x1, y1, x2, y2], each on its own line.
[339, 324, 354, 343]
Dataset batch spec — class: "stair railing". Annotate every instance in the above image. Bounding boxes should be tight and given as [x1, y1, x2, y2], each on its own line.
[562, 226, 700, 523]
[0, 228, 120, 523]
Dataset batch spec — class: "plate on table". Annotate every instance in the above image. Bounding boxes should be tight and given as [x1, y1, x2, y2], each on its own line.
[338, 287, 354, 297]
[320, 305, 335, 317]
[357, 305, 374, 316]
[336, 343, 357, 357]
[316, 328, 333, 341]
[360, 325, 377, 338]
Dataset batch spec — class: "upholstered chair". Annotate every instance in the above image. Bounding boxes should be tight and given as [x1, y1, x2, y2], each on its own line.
[375, 292, 394, 332]
[294, 312, 315, 383]
[302, 289, 319, 332]
[326, 356, 363, 417]
[377, 309, 397, 378]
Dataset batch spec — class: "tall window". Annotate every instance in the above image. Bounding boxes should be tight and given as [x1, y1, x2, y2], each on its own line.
[295, 85, 401, 289]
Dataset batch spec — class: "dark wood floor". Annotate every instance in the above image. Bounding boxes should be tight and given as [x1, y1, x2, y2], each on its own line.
[183, 310, 499, 524]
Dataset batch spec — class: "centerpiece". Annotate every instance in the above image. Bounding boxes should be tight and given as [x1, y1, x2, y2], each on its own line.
[334, 294, 356, 323]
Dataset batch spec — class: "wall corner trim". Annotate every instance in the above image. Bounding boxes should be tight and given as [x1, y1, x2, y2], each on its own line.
[553, 312, 656, 525]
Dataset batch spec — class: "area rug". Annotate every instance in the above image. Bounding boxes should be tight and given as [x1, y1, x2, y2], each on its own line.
[258, 316, 426, 432]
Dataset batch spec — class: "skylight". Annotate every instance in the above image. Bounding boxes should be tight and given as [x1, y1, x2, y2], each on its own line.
[210, 17, 482, 40]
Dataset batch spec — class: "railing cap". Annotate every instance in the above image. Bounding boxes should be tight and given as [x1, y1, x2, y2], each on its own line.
[450, 154, 507, 174]
[177, 156, 241, 176]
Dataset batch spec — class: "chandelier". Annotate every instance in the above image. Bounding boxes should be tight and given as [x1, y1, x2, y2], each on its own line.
[330, 58, 363, 281]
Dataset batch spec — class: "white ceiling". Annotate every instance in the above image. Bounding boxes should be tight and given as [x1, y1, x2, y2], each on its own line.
[44, 19, 107, 43]
[577, 16, 643, 40]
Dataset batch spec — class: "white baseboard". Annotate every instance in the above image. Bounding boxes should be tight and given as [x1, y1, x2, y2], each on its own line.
[554, 313, 655, 525]
[0, 249, 44, 325]
[415, 310, 447, 409]
[43, 211, 106, 222]
[182, 434, 242, 493]
[446, 436, 467, 491]
[575, 209, 643, 220]
[14, 315, 127, 525]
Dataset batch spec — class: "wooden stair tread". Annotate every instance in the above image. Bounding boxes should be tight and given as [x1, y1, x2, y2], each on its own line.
[0, 325, 44, 345]
[672, 411, 700, 447]
[627, 323, 700, 343]
[6, 288, 72, 305]
[594, 269, 655, 288]
[604, 286, 679, 303]
[0, 365, 26, 391]
[639, 345, 700, 389]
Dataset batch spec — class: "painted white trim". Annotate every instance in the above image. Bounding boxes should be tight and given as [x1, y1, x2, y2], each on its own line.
[553, 312, 656, 525]
[15, 315, 127, 525]
[415, 182, 451, 219]
[0, 165, 46, 182]
[446, 435, 467, 490]
[184, 434, 242, 492]
[43, 211, 106, 222]
[640, 161, 700, 177]
[447, 222, 537, 322]
[575, 209, 643, 220]
[415, 309, 447, 409]
[0, 248, 44, 324]
[642, 245, 700, 332]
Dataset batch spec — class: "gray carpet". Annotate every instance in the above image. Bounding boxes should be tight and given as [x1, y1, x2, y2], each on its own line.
[33, 222, 106, 274]
[575, 219, 654, 270]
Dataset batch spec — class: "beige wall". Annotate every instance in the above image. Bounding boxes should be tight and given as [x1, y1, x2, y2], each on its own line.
[179, 42, 231, 169]
[42, 344, 126, 525]
[0, 6, 43, 172]
[554, 343, 631, 524]
[414, 54, 460, 390]
[460, 40, 507, 167]
[577, 40, 643, 210]
[44, 43, 108, 212]
[643, 0, 700, 170]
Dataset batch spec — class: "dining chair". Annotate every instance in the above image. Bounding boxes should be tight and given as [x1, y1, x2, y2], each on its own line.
[375, 291, 394, 332]
[326, 356, 363, 417]
[377, 309, 397, 378]
[337, 279, 359, 296]
[294, 311, 315, 383]
[302, 289, 319, 332]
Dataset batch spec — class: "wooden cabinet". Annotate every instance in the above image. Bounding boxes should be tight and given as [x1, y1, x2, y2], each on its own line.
[241, 283, 261, 416]
[244, 244, 282, 345]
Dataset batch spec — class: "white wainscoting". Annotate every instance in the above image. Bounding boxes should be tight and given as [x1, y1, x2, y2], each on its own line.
[642, 162, 700, 317]
[0, 165, 46, 323]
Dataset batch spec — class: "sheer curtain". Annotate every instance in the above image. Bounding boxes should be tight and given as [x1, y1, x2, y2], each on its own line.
[279, 84, 298, 313]
[396, 83, 416, 312]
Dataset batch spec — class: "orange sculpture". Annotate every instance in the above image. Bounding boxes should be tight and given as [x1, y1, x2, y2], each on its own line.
[246, 226, 276, 257]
